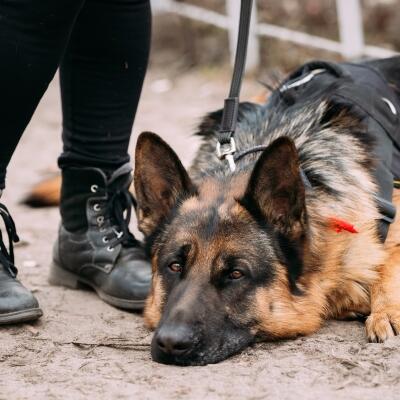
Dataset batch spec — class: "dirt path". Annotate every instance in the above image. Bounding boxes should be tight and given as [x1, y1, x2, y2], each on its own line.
[0, 67, 399, 400]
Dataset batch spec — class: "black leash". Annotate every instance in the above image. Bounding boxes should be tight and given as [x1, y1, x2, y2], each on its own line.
[216, 0, 253, 172]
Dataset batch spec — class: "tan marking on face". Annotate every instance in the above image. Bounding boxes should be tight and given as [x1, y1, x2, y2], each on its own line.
[144, 254, 165, 329]
[254, 266, 324, 339]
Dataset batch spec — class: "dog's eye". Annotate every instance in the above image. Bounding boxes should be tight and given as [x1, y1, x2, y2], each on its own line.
[168, 262, 182, 273]
[229, 270, 244, 280]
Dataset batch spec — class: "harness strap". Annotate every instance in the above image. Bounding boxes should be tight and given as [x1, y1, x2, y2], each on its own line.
[216, 0, 253, 171]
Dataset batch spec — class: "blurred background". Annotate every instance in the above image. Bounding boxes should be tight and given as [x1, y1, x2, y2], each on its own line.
[151, 0, 399, 75]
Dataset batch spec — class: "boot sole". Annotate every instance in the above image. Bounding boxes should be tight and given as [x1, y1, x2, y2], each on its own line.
[48, 262, 146, 311]
[0, 308, 43, 325]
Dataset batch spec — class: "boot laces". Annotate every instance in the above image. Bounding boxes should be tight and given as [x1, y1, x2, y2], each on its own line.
[103, 188, 139, 249]
[0, 203, 20, 278]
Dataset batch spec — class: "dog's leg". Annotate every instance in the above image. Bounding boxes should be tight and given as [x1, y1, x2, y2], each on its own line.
[366, 259, 400, 342]
[366, 190, 400, 342]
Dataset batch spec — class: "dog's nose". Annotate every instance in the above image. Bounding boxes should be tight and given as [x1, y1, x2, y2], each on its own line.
[155, 324, 194, 356]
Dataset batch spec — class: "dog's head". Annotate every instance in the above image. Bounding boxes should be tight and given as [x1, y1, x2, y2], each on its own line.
[134, 132, 315, 366]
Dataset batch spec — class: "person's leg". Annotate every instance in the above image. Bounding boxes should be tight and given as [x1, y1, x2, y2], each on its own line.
[0, 0, 86, 189]
[58, 0, 151, 172]
[0, 0, 85, 324]
[50, 0, 153, 310]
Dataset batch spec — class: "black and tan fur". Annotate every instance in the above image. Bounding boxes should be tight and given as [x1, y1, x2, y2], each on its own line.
[26, 57, 400, 366]
[134, 57, 400, 365]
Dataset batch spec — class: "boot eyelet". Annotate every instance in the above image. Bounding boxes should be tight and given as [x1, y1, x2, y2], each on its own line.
[102, 237, 109, 243]
[97, 216, 104, 224]
[93, 204, 101, 212]
[100, 227, 106, 233]
[90, 185, 99, 193]
[107, 246, 114, 252]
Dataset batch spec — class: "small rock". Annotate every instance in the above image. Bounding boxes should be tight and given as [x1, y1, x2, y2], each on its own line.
[26, 325, 39, 336]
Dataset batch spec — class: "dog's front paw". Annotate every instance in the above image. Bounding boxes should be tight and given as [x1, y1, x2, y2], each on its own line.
[366, 307, 400, 342]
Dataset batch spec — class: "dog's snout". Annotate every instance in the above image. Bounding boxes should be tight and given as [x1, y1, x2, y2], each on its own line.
[155, 324, 195, 356]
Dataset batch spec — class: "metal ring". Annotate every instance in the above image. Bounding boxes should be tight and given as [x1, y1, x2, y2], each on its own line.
[93, 204, 101, 212]
[216, 137, 236, 159]
[102, 237, 109, 244]
[90, 184, 99, 193]
[107, 246, 114, 252]
[97, 216, 104, 224]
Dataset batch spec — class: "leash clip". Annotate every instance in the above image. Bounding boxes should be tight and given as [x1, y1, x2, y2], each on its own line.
[216, 137, 237, 172]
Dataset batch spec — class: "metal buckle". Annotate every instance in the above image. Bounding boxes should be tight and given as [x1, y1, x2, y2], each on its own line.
[216, 137, 237, 172]
[280, 69, 325, 93]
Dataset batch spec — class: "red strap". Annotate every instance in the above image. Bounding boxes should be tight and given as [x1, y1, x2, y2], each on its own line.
[329, 217, 358, 234]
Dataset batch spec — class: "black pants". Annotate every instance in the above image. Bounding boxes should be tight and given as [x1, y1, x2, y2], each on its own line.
[0, 0, 151, 190]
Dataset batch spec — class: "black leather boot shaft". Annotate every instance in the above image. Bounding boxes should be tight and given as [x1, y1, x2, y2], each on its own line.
[51, 163, 151, 310]
[60, 166, 113, 232]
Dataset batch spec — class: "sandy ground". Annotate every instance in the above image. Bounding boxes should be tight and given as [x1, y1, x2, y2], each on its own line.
[1, 66, 400, 400]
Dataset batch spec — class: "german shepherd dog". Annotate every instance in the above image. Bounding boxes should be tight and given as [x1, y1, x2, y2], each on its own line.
[132, 57, 400, 365]
[26, 57, 400, 366]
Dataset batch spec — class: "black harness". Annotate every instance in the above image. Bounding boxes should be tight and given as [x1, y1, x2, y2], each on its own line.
[276, 61, 399, 241]
[234, 61, 400, 241]
[216, 1, 399, 242]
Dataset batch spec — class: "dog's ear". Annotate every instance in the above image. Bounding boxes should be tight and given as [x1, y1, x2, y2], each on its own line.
[241, 137, 306, 238]
[134, 132, 195, 236]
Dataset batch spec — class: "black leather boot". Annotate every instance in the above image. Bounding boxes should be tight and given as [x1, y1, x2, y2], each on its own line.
[0, 200, 43, 324]
[49, 163, 151, 310]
